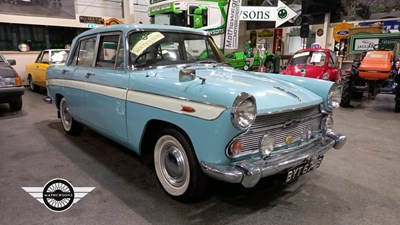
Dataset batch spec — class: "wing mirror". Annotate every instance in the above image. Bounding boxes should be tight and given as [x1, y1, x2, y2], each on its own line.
[179, 68, 206, 84]
[179, 68, 196, 82]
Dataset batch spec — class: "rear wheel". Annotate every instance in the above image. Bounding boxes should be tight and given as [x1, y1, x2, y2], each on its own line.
[28, 75, 39, 92]
[60, 98, 83, 135]
[154, 128, 208, 202]
[340, 73, 352, 107]
[9, 96, 22, 111]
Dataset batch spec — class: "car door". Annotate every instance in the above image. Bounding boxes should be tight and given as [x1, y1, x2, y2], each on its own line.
[82, 32, 128, 142]
[63, 36, 98, 121]
[34, 50, 50, 87]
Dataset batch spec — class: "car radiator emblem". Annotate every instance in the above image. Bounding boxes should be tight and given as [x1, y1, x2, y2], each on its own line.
[285, 135, 293, 145]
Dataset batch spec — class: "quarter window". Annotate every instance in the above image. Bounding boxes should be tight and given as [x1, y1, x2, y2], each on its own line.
[71, 36, 97, 67]
[95, 34, 122, 69]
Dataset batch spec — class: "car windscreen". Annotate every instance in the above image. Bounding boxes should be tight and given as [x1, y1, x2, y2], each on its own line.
[128, 31, 224, 68]
[50, 50, 69, 63]
[289, 51, 326, 67]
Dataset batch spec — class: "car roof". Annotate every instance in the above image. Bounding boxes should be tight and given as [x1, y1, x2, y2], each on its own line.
[295, 48, 331, 53]
[75, 24, 209, 40]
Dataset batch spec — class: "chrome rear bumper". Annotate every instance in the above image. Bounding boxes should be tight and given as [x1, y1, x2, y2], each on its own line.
[200, 131, 346, 188]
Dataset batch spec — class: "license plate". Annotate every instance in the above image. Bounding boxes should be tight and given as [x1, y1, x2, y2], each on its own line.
[285, 155, 324, 183]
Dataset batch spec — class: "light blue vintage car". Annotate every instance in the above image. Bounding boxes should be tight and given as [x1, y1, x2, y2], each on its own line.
[44, 24, 346, 202]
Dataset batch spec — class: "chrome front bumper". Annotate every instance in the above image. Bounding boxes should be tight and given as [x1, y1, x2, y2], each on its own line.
[200, 131, 346, 188]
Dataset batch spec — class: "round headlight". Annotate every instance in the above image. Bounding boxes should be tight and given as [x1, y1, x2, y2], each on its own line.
[231, 93, 256, 130]
[328, 83, 342, 109]
[322, 73, 330, 80]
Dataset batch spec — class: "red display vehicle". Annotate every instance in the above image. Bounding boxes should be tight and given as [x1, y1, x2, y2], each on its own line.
[281, 45, 341, 83]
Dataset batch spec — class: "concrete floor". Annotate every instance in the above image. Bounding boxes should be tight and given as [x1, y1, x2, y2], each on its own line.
[1, 89, 400, 225]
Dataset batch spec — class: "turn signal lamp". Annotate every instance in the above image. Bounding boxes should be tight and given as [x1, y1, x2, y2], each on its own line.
[16, 76, 22, 87]
[229, 140, 243, 157]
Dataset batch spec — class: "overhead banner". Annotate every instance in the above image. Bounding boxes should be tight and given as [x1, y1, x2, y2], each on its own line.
[239, 1, 297, 27]
[224, 0, 242, 50]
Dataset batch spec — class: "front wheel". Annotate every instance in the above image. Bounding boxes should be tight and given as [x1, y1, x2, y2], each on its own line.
[154, 128, 208, 202]
[340, 73, 352, 107]
[59, 98, 83, 135]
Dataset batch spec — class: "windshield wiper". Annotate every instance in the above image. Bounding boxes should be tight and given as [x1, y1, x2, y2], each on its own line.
[196, 60, 218, 64]
[195, 60, 231, 67]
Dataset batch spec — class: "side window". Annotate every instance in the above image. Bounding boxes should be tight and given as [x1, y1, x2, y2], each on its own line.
[38, 51, 50, 64]
[95, 34, 121, 69]
[328, 56, 335, 68]
[71, 36, 97, 67]
[35, 52, 44, 63]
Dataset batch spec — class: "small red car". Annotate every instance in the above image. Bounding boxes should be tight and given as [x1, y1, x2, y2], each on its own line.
[281, 47, 341, 82]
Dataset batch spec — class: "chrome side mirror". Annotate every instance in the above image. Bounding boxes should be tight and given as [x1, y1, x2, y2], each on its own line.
[179, 68, 196, 82]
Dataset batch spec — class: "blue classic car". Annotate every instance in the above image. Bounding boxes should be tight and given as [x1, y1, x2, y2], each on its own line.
[44, 24, 346, 202]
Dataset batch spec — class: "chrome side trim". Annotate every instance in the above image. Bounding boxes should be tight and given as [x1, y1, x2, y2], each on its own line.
[47, 78, 229, 109]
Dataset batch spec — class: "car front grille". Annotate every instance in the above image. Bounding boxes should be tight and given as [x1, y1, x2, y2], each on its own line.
[234, 105, 324, 154]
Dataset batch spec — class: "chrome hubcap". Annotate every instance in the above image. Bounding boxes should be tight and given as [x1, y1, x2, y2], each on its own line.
[61, 100, 72, 130]
[162, 145, 186, 187]
[29, 78, 34, 90]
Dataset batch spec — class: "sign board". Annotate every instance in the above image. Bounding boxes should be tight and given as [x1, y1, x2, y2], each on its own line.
[79, 16, 104, 24]
[354, 38, 379, 51]
[359, 20, 400, 33]
[239, 1, 297, 27]
[225, 0, 295, 49]
[224, 0, 242, 49]
[104, 18, 124, 26]
[349, 33, 400, 54]
[333, 22, 354, 42]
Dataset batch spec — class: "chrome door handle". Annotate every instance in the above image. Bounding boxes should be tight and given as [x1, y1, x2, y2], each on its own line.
[85, 72, 95, 79]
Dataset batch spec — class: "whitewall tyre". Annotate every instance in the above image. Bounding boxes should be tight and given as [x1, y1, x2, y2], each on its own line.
[154, 128, 208, 202]
[59, 98, 83, 136]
